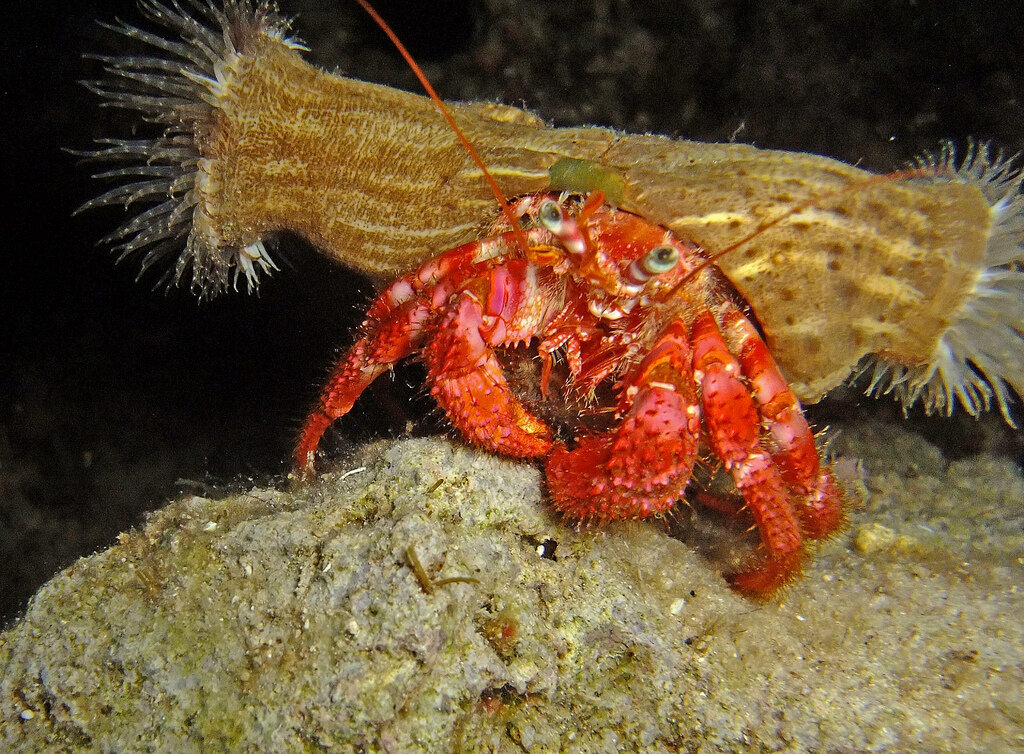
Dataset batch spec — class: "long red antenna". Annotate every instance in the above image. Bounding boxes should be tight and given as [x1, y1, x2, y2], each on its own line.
[352, 0, 525, 249]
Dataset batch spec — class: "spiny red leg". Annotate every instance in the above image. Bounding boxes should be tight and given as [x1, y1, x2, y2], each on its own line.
[294, 298, 432, 474]
[366, 231, 526, 322]
[295, 340, 386, 474]
[423, 291, 553, 459]
[296, 234, 526, 475]
[546, 320, 701, 521]
[693, 489, 747, 518]
[721, 303, 844, 539]
[537, 298, 601, 397]
[538, 331, 581, 398]
[691, 310, 803, 597]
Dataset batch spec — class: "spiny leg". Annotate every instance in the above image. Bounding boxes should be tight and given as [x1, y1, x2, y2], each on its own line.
[423, 291, 554, 458]
[296, 239, 520, 475]
[721, 302, 844, 539]
[691, 310, 804, 597]
[295, 298, 431, 474]
[546, 320, 701, 521]
[296, 341, 393, 474]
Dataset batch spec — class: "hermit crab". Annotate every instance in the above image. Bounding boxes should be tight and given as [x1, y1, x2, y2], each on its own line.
[295, 190, 844, 594]
[81, 1, 1024, 594]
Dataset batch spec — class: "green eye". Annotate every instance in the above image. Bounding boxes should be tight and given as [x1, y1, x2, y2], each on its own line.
[538, 199, 563, 229]
[642, 245, 680, 274]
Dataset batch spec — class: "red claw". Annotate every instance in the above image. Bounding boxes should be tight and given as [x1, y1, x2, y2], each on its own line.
[546, 319, 700, 521]
[424, 293, 553, 458]
[546, 383, 699, 520]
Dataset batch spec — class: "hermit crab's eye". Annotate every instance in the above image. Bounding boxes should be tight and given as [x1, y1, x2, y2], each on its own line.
[538, 199, 564, 230]
[642, 244, 680, 274]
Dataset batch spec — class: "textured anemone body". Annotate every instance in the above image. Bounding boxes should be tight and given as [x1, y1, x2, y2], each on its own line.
[81, 1, 1024, 424]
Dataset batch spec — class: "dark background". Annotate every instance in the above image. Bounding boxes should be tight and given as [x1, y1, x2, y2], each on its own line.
[3, 0, 1023, 622]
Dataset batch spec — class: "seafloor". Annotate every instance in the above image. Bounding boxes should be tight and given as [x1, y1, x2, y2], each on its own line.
[1, 426, 1021, 751]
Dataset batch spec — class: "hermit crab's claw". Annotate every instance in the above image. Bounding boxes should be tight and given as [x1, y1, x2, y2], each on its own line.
[545, 320, 702, 521]
[423, 292, 554, 458]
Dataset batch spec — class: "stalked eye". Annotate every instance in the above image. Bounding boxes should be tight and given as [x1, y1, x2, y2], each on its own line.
[538, 199, 563, 230]
[642, 244, 680, 274]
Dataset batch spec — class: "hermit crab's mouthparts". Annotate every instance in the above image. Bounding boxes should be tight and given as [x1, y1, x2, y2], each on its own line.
[861, 142, 1024, 426]
[77, 1, 302, 297]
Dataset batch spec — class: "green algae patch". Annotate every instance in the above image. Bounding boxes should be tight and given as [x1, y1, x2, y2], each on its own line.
[548, 157, 628, 205]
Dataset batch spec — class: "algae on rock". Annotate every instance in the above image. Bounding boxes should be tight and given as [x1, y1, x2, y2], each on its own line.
[1, 433, 1022, 752]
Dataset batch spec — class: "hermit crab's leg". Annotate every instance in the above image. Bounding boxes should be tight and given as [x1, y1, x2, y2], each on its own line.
[536, 298, 597, 396]
[295, 232, 536, 474]
[720, 303, 845, 539]
[422, 261, 555, 458]
[545, 320, 702, 521]
[294, 294, 436, 474]
[365, 231, 527, 322]
[690, 310, 804, 596]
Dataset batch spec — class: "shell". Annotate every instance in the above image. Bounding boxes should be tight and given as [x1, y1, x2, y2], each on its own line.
[81, 1, 1024, 423]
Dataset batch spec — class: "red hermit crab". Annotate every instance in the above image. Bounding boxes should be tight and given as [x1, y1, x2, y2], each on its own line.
[83, 0, 1024, 599]
[296, 190, 843, 596]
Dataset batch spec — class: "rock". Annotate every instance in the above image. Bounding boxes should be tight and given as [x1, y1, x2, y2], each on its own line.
[2, 434, 1022, 752]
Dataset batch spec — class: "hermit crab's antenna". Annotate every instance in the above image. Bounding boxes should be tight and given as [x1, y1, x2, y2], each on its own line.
[352, 0, 526, 251]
